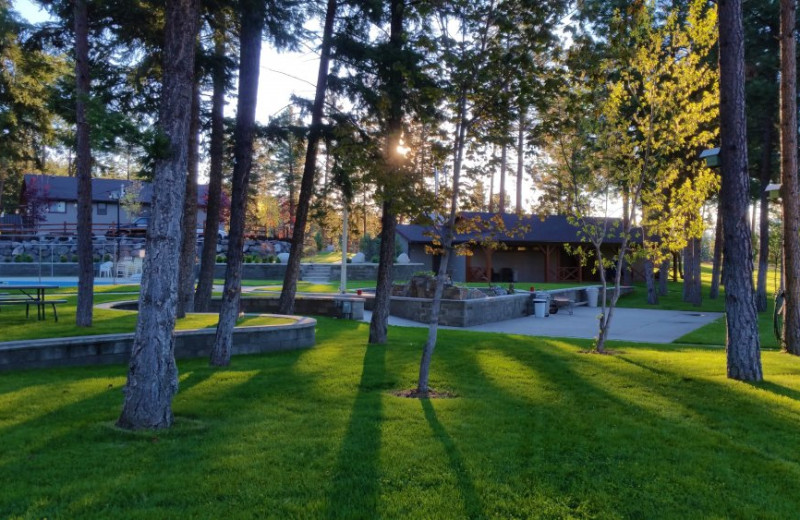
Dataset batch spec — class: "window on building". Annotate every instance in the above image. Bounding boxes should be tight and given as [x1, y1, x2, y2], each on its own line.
[48, 201, 66, 213]
[97, 202, 108, 216]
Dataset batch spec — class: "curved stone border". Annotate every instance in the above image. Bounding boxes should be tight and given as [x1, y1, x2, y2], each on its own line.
[0, 301, 316, 371]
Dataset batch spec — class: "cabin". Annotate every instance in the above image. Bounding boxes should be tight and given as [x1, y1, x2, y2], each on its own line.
[15, 174, 215, 235]
[396, 212, 643, 284]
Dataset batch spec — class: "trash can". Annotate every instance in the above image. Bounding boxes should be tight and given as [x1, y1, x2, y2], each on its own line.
[585, 286, 599, 308]
[534, 291, 551, 317]
[533, 299, 547, 318]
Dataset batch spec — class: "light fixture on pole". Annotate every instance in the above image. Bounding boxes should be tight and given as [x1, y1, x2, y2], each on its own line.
[340, 201, 348, 295]
[699, 147, 721, 168]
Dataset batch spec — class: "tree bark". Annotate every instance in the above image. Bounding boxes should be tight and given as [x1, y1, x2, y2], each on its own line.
[658, 257, 669, 296]
[118, 0, 199, 429]
[644, 257, 658, 305]
[682, 237, 702, 306]
[278, 0, 337, 315]
[194, 13, 226, 312]
[499, 142, 507, 213]
[369, 199, 397, 344]
[709, 204, 723, 299]
[718, 0, 762, 380]
[210, 2, 263, 366]
[780, 0, 800, 354]
[177, 83, 200, 318]
[74, 0, 93, 327]
[368, 0, 405, 344]
[755, 112, 775, 312]
[516, 111, 524, 214]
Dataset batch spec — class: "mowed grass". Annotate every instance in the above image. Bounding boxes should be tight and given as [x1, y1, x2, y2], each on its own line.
[1, 319, 800, 518]
[615, 263, 784, 349]
[0, 290, 294, 342]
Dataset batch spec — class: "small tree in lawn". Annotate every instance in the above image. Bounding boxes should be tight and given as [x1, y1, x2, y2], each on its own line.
[562, 0, 718, 353]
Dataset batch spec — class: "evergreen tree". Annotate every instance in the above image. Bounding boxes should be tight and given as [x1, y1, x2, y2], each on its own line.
[118, 0, 201, 429]
[718, 0, 762, 380]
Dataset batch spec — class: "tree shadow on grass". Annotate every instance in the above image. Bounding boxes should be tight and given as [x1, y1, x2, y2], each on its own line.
[420, 398, 484, 518]
[326, 344, 385, 519]
[743, 380, 800, 402]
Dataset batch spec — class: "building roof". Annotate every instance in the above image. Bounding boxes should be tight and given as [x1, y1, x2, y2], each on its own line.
[396, 212, 638, 245]
[21, 174, 210, 206]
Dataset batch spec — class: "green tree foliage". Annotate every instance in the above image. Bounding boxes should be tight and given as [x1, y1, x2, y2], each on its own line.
[0, 1, 64, 208]
[542, 0, 719, 352]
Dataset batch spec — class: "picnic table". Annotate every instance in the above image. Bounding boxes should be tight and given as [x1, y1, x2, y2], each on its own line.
[0, 284, 64, 321]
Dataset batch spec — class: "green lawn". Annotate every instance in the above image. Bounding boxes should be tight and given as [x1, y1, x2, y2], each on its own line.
[1, 319, 799, 518]
[0, 290, 294, 342]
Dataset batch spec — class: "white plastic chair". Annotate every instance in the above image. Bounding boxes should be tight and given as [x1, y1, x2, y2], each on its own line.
[99, 261, 113, 278]
[116, 258, 134, 277]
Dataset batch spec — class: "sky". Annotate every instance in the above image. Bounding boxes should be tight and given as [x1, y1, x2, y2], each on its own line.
[12, 0, 321, 126]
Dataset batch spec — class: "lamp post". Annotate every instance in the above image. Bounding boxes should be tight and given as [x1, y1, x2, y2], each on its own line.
[765, 183, 784, 292]
[108, 183, 125, 235]
[108, 184, 125, 283]
[340, 201, 348, 294]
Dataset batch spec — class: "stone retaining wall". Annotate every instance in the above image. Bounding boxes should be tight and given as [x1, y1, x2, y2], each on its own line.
[1, 261, 424, 282]
[238, 296, 365, 320]
[387, 293, 531, 327]
[364, 285, 636, 327]
[0, 316, 316, 371]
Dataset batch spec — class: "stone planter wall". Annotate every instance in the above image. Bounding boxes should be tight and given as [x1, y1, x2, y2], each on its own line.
[385, 293, 532, 327]
[0, 316, 316, 371]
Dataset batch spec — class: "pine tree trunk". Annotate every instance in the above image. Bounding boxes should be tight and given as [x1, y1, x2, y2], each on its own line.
[683, 237, 702, 306]
[499, 143, 507, 214]
[718, 0, 762, 380]
[709, 205, 723, 299]
[194, 14, 226, 312]
[369, 200, 396, 344]
[177, 84, 200, 318]
[645, 257, 658, 304]
[278, 0, 337, 315]
[210, 2, 263, 366]
[658, 258, 669, 296]
[516, 111, 524, 214]
[118, 0, 199, 429]
[368, 0, 404, 345]
[755, 112, 775, 312]
[780, 0, 800, 354]
[74, 0, 93, 327]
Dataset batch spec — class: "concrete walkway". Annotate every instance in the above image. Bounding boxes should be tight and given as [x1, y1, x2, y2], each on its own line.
[362, 306, 723, 344]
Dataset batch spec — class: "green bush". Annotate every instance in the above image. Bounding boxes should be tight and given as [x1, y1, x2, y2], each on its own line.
[60, 255, 68, 263]
[216, 255, 226, 263]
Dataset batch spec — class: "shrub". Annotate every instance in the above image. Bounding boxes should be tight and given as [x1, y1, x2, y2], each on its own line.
[412, 270, 436, 278]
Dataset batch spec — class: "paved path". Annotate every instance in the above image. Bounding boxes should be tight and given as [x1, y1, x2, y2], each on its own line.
[363, 306, 723, 344]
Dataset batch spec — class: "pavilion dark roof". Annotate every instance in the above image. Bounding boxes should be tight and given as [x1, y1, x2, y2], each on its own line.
[396, 212, 637, 245]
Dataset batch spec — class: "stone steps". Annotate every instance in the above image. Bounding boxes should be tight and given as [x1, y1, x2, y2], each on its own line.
[302, 264, 331, 283]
